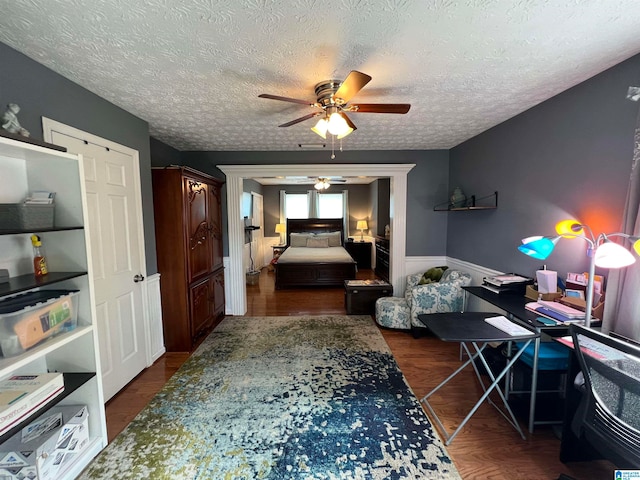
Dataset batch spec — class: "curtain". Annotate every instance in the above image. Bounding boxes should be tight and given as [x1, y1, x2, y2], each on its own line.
[342, 189, 350, 237]
[279, 190, 286, 224]
[602, 104, 640, 339]
[308, 190, 318, 218]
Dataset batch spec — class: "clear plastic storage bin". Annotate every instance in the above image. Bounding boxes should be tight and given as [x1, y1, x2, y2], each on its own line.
[0, 290, 79, 357]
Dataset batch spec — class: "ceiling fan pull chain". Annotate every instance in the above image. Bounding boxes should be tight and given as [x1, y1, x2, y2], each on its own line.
[331, 135, 336, 159]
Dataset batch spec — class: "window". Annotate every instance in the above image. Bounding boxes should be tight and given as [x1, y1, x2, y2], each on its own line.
[283, 191, 346, 220]
[284, 193, 309, 219]
[318, 193, 343, 218]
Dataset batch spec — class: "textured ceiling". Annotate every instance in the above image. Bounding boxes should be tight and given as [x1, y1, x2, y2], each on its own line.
[1, 1, 640, 152]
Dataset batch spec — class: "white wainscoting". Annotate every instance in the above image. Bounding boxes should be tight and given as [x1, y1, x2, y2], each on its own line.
[263, 236, 281, 266]
[224, 256, 235, 315]
[144, 273, 166, 364]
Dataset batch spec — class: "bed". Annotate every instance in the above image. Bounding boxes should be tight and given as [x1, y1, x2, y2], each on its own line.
[275, 218, 358, 289]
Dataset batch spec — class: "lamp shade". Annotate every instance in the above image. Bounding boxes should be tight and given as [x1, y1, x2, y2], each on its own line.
[327, 112, 350, 136]
[594, 241, 637, 268]
[311, 118, 328, 139]
[275, 223, 286, 234]
[518, 236, 559, 260]
[356, 220, 368, 231]
[555, 219, 584, 237]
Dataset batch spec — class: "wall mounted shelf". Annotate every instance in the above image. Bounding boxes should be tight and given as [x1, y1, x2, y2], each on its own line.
[434, 191, 498, 211]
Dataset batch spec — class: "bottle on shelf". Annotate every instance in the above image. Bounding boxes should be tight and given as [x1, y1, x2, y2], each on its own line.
[31, 234, 48, 277]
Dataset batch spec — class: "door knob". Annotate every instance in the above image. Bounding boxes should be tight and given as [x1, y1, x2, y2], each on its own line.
[133, 274, 145, 283]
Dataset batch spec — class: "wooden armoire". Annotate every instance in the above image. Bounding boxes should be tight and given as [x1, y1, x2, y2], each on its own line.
[151, 166, 225, 351]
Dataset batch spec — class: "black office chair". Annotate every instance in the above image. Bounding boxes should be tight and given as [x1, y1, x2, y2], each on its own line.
[569, 324, 640, 469]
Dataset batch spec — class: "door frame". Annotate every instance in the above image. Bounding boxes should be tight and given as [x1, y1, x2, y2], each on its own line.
[42, 117, 155, 364]
[218, 163, 415, 315]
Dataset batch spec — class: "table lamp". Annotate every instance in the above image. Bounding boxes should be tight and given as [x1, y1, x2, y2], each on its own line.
[275, 223, 286, 245]
[356, 220, 368, 242]
[518, 219, 640, 327]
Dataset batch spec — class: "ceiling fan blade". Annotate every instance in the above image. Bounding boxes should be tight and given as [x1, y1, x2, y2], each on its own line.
[340, 112, 357, 131]
[259, 94, 317, 106]
[278, 112, 321, 127]
[333, 71, 372, 104]
[349, 103, 411, 114]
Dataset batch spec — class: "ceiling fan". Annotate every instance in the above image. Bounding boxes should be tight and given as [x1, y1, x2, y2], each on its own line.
[259, 71, 411, 139]
[314, 177, 346, 190]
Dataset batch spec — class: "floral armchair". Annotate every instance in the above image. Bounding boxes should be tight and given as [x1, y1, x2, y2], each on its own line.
[374, 269, 472, 333]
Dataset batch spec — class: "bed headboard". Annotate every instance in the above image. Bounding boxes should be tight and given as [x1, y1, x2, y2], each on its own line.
[286, 218, 344, 246]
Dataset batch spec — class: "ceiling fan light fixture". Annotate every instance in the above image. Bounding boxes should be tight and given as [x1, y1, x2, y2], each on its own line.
[327, 112, 349, 136]
[337, 125, 354, 139]
[314, 178, 330, 190]
[311, 118, 328, 138]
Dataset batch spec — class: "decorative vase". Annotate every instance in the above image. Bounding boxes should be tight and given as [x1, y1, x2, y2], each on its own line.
[450, 187, 466, 208]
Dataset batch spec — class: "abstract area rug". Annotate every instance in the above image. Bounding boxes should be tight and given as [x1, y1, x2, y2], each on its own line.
[81, 315, 461, 479]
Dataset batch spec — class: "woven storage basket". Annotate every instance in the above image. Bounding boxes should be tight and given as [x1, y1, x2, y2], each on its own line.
[0, 204, 54, 230]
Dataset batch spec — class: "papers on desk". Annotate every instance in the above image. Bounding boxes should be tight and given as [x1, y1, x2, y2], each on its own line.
[484, 315, 533, 336]
[525, 302, 595, 324]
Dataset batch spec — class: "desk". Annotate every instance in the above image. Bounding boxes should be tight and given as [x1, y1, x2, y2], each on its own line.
[418, 312, 539, 445]
[463, 286, 575, 433]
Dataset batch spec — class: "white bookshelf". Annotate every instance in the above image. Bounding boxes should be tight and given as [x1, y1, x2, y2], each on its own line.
[0, 135, 107, 477]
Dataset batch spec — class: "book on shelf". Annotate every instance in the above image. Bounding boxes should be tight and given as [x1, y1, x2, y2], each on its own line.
[0, 373, 64, 436]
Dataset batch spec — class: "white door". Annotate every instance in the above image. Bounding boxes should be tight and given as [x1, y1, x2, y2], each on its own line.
[43, 122, 148, 401]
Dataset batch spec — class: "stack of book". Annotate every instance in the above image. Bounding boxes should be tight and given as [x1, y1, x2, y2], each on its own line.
[482, 274, 534, 294]
[0, 373, 64, 436]
[525, 300, 595, 324]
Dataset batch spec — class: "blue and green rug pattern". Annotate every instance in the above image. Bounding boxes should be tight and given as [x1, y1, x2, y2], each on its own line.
[81, 315, 460, 479]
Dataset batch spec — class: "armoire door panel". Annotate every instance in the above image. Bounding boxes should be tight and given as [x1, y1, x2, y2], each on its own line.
[212, 268, 225, 317]
[189, 277, 213, 340]
[185, 176, 212, 281]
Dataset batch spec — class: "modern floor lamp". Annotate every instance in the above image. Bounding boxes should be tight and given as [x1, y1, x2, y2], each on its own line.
[518, 219, 640, 328]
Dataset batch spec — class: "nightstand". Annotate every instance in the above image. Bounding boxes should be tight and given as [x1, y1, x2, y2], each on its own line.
[272, 245, 287, 259]
[344, 241, 372, 269]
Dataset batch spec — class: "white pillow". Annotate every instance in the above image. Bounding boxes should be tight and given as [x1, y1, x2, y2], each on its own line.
[306, 237, 329, 248]
[316, 231, 342, 247]
[290, 233, 314, 247]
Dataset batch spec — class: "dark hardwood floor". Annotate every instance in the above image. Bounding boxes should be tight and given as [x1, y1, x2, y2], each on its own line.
[106, 267, 615, 480]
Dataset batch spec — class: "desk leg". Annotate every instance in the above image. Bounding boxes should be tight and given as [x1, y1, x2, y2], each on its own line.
[528, 336, 541, 433]
[421, 340, 531, 445]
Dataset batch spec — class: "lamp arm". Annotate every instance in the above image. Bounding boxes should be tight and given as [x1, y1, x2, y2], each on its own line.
[553, 232, 596, 250]
[585, 252, 595, 328]
[548, 232, 596, 326]
[602, 232, 637, 243]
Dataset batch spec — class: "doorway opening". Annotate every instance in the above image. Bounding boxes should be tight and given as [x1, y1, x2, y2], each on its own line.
[218, 163, 415, 315]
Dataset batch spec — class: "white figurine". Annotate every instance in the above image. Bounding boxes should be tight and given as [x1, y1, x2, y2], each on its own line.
[1, 103, 30, 137]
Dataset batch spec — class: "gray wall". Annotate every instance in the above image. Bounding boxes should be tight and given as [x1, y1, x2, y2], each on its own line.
[162, 150, 451, 257]
[449, 53, 640, 281]
[1, 43, 159, 274]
